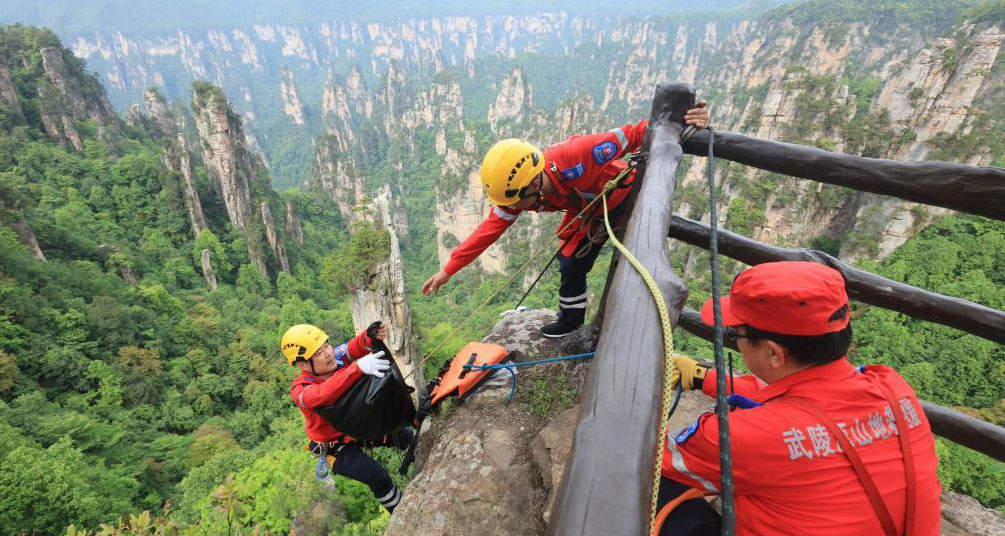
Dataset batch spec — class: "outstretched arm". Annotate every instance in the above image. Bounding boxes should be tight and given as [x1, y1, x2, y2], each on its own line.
[422, 206, 520, 295]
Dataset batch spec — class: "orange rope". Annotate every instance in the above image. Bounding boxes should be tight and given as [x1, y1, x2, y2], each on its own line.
[651, 488, 714, 536]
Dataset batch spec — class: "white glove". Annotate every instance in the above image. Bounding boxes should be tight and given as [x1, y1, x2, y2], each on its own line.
[356, 351, 389, 378]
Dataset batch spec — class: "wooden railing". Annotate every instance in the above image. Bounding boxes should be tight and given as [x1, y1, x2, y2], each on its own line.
[550, 82, 1005, 535]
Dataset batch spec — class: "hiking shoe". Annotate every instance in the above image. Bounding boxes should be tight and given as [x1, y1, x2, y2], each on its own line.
[541, 319, 582, 338]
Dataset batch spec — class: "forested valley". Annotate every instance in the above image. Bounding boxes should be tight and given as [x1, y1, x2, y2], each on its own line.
[0, 0, 1002, 534]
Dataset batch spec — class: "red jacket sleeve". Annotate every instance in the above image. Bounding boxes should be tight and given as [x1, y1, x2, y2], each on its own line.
[701, 370, 767, 399]
[605, 119, 648, 157]
[663, 412, 724, 494]
[291, 363, 363, 410]
[443, 205, 520, 275]
[344, 329, 374, 360]
[662, 408, 757, 495]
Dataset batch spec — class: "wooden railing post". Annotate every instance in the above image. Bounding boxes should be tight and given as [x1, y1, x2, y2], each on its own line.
[549, 83, 692, 535]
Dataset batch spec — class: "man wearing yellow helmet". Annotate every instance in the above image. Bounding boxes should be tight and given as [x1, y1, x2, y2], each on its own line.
[422, 103, 710, 337]
[283, 322, 411, 513]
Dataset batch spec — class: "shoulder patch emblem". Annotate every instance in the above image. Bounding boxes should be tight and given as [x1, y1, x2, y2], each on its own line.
[675, 417, 702, 444]
[727, 394, 763, 410]
[592, 141, 618, 164]
[560, 163, 586, 181]
[333, 343, 348, 367]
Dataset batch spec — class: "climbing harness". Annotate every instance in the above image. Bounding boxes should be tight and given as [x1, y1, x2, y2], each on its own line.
[407, 155, 641, 382]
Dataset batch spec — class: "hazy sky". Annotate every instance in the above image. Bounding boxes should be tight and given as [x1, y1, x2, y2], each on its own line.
[2, 0, 794, 34]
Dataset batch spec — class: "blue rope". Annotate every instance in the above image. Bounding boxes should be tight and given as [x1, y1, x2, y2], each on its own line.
[462, 352, 595, 404]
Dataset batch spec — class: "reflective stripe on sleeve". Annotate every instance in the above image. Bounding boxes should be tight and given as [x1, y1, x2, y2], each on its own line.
[666, 438, 719, 493]
[493, 206, 518, 221]
[610, 127, 629, 149]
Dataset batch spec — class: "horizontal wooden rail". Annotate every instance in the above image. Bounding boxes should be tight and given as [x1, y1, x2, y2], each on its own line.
[667, 216, 1005, 344]
[682, 129, 1005, 220]
[677, 308, 1005, 462]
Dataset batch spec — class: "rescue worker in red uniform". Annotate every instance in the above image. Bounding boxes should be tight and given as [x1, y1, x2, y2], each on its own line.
[421, 104, 710, 337]
[660, 261, 941, 535]
[283, 322, 412, 513]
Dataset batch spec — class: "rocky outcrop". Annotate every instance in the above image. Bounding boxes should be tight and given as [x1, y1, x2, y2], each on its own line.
[191, 83, 255, 232]
[200, 248, 218, 290]
[36, 46, 119, 150]
[347, 186, 421, 388]
[125, 104, 143, 128]
[0, 60, 25, 124]
[144, 87, 178, 137]
[161, 136, 208, 238]
[191, 82, 273, 274]
[387, 309, 573, 536]
[434, 139, 506, 274]
[314, 138, 366, 218]
[260, 201, 290, 273]
[13, 219, 45, 262]
[661, 19, 1002, 262]
[279, 65, 305, 125]
[285, 200, 303, 247]
[941, 491, 1005, 536]
[320, 74, 356, 153]
[487, 66, 532, 135]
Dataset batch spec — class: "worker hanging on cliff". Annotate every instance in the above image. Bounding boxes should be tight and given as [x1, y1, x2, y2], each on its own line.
[659, 261, 941, 535]
[420, 103, 710, 337]
[283, 322, 413, 513]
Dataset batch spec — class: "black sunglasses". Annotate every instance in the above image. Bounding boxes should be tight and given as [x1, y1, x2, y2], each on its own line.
[723, 327, 754, 347]
[515, 174, 544, 204]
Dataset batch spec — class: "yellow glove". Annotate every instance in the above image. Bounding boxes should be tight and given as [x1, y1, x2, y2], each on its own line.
[671, 355, 708, 391]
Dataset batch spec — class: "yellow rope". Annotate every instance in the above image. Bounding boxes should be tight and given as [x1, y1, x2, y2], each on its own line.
[600, 191, 676, 536]
[406, 163, 635, 381]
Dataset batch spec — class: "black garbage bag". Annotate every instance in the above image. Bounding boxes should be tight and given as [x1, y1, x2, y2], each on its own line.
[314, 338, 416, 441]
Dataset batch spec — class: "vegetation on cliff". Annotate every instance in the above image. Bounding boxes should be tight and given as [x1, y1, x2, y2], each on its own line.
[0, 26, 401, 535]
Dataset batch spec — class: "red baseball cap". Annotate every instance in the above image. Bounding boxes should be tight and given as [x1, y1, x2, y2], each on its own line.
[700, 261, 850, 336]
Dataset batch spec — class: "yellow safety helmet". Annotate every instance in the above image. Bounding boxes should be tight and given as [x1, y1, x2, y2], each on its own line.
[480, 138, 545, 206]
[281, 324, 329, 365]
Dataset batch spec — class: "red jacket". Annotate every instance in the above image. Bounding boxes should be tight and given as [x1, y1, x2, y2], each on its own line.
[443, 120, 649, 275]
[662, 358, 941, 535]
[290, 330, 374, 443]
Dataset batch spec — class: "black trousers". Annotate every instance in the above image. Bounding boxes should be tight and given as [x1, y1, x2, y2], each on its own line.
[657, 477, 721, 536]
[556, 235, 605, 325]
[329, 428, 414, 513]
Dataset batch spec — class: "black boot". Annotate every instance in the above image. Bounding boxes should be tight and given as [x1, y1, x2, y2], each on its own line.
[542, 318, 582, 338]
